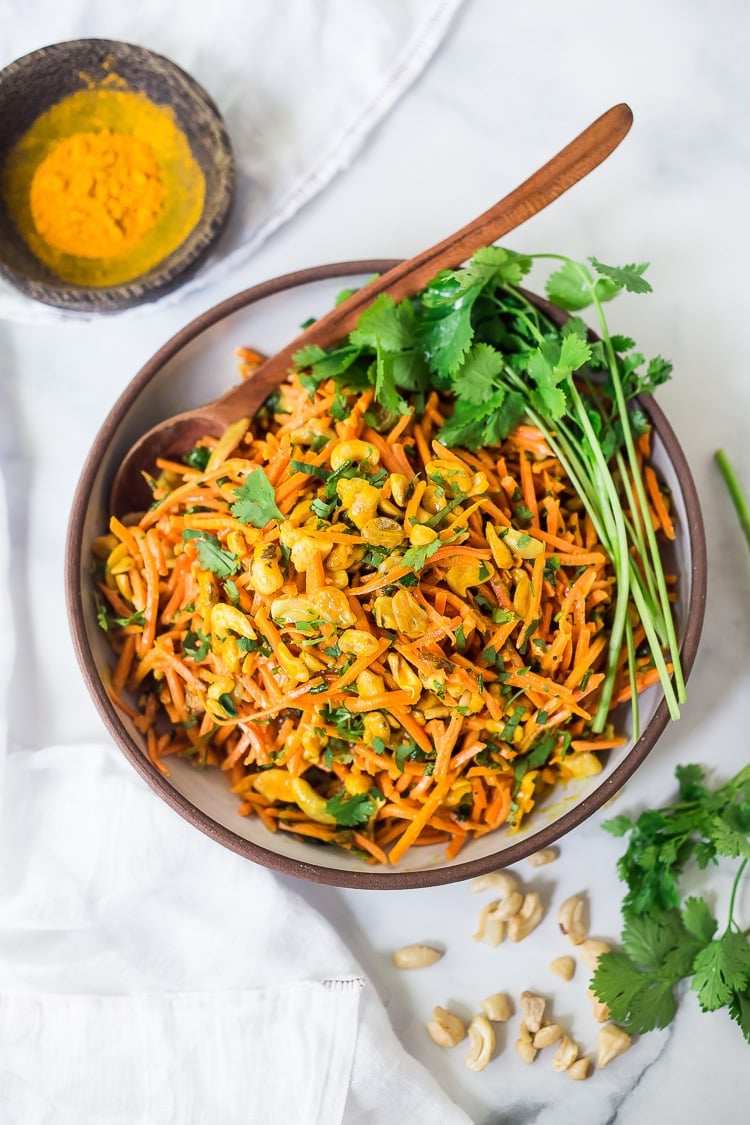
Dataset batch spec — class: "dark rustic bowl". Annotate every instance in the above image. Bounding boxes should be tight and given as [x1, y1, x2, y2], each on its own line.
[65, 261, 707, 887]
[0, 39, 234, 311]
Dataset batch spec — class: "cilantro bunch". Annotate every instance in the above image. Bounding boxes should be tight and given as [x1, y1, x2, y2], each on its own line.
[294, 246, 683, 734]
[593, 459, 750, 1043]
[592, 764, 750, 1041]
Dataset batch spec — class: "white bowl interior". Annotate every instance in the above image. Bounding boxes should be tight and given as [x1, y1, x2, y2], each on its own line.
[75, 268, 695, 879]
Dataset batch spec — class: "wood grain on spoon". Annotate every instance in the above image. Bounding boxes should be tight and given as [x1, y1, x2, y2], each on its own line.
[110, 103, 632, 516]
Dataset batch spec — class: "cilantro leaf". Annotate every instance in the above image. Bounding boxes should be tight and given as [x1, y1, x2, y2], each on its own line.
[231, 467, 283, 528]
[525, 335, 591, 421]
[453, 245, 532, 290]
[545, 259, 596, 311]
[182, 629, 210, 661]
[418, 277, 479, 379]
[692, 932, 750, 1012]
[452, 342, 505, 405]
[603, 814, 634, 837]
[676, 763, 707, 801]
[182, 443, 211, 471]
[350, 293, 414, 352]
[481, 389, 527, 445]
[183, 530, 240, 578]
[401, 537, 441, 573]
[620, 910, 693, 970]
[681, 897, 718, 945]
[590, 257, 652, 295]
[324, 790, 377, 827]
[591, 951, 678, 1033]
[293, 344, 328, 369]
[728, 988, 750, 1044]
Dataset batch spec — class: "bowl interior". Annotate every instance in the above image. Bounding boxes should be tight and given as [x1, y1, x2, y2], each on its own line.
[0, 39, 234, 311]
[67, 262, 706, 887]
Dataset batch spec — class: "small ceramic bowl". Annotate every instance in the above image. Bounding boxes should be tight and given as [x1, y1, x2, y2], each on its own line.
[66, 262, 707, 887]
[0, 38, 234, 311]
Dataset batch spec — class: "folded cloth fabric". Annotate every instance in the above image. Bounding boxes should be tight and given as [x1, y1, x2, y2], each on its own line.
[0, 0, 463, 324]
[0, 743, 472, 1124]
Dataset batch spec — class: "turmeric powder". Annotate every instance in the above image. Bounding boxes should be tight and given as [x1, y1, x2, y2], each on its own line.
[1, 85, 205, 287]
[30, 130, 165, 259]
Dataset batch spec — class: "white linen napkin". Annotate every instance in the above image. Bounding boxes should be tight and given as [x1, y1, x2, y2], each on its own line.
[0, 0, 463, 324]
[0, 742, 471, 1125]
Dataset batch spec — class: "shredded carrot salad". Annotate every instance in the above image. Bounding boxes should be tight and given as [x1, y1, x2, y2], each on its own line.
[94, 354, 673, 865]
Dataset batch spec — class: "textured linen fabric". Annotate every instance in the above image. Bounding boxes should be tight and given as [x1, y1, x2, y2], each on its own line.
[0, 743, 472, 1124]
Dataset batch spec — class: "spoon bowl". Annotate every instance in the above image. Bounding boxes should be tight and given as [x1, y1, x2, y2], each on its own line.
[109, 103, 633, 515]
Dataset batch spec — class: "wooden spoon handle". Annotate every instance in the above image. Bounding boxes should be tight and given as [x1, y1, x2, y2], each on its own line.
[214, 103, 632, 421]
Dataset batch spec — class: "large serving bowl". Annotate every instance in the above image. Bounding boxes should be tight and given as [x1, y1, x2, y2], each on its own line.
[65, 261, 707, 888]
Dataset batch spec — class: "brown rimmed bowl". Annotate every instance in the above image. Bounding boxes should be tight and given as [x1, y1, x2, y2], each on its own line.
[65, 261, 707, 887]
[0, 38, 234, 311]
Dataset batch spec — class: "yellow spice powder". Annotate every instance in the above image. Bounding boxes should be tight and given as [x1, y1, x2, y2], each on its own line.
[30, 130, 166, 259]
[1, 86, 206, 287]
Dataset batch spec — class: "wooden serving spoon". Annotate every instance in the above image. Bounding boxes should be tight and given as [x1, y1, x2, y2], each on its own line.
[110, 103, 632, 516]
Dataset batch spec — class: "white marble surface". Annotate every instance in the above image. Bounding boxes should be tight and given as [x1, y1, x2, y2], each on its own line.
[3, 0, 750, 1121]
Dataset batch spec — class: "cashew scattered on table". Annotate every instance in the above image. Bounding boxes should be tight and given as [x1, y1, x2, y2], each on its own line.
[515, 1038, 538, 1065]
[527, 847, 559, 867]
[587, 986, 611, 1023]
[480, 992, 513, 1023]
[519, 991, 546, 1034]
[465, 1015, 496, 1072]
[426, 1006, 466, 1048]
[493, 890, 524, 921]
[508, 892, 544, 942]
[549, 956, 576, 981]
[473, 901, 506, 947]
[579, 938, 611, 970]
[558, 894, 587, 945]
[597, 1024, 632, 1068]
[533, 1023, 564, 1049]
[392, 944, 443, 970]
[568, 1057, 593, 1081]
[470, 871, 520, 898]
[552, 1035, 579, 1072]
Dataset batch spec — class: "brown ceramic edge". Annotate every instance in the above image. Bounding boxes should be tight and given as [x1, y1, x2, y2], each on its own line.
[65, 260, 708, 890]
[0, 38, 235, 311]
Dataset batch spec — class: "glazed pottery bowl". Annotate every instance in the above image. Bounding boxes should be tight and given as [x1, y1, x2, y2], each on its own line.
[66, 261, 707, 887]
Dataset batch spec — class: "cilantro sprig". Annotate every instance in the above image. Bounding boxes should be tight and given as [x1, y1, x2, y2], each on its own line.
[324, 789, 380, 827]
[231, 467, 283, 528]
[592, 763, 750, 1042]
[182, 529, 240, 578]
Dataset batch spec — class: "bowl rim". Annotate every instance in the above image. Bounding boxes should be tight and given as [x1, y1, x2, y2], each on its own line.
[65, 259, 708, 888]
[0, 37, 235, 311]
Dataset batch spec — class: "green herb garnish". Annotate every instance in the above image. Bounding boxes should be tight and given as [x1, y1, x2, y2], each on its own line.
[231, 467, 283, 527]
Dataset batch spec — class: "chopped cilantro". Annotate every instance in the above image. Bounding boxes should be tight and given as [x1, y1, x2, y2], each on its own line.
[401, 537, 440, 573]
[182, 530, 240, 578]
[324, 790, 377, 827]
[182, 629, 210, 661]
[230, 470, 283, 531]
[182, 444, 211, 471]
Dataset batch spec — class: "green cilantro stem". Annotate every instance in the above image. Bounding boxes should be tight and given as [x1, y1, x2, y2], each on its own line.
[716, 450, 750, 552]
[727, 858, 749, 935]
[587, 276, 686, 706]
